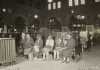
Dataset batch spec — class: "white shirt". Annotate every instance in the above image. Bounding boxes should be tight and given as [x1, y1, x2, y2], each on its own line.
[46, 39, 54, 47]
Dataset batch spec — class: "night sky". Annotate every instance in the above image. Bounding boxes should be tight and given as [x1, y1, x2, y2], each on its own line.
[0, 0, 47, 9]
[0, 0, 47, 29]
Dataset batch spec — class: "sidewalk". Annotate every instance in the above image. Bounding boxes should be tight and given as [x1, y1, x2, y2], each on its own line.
[0, 46, 100, 70]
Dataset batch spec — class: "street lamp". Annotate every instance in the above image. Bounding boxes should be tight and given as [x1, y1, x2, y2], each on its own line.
[71, 10, 74, 14]
[81, 16, 85, 19]
[34, 14, 38, 19]
[2, 8, 6, 12]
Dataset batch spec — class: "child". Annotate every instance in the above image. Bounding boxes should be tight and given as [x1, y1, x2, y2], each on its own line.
[54, 38, 62, 60]
[43, 35, 54, 60]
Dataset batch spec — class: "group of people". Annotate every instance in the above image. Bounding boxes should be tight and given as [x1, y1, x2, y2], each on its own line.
[19, 32, 76, 63]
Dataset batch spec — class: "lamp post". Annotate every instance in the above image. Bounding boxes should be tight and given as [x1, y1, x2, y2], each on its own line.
[2, 8, 8, 33]
[33, 14, 40, 32]
[70, 10, 75, 31]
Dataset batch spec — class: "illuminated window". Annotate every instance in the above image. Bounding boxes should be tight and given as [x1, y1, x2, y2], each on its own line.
[57, 1, 61, 8]
[48, 3, 52, 10]
[48, 0, 53, 3]
[48, 0, 53, 10]
[95, 0, 100, 2]
[53, 2, 56, 9]
[69, 0, 73, 6]
[74, 0, 79, 6]
[80, 0, 85, 5]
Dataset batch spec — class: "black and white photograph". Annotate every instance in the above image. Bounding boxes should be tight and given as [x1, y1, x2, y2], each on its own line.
[0, 0, 100, 70]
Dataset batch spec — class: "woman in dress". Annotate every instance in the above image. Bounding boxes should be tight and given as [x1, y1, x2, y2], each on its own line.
[33, 34, 43, 60]
[61, 34, 75, 63]
[23, 34, 34, 60]
[19, 32, 26, 56]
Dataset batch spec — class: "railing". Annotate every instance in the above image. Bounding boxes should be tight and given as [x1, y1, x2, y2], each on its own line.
[0, 38, 16, 64]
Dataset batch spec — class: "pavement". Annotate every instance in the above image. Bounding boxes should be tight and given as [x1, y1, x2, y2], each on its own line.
[0, 45, 100, 70]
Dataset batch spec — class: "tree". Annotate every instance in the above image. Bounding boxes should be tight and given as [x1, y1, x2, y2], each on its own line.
[14, 16, 26, 32]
